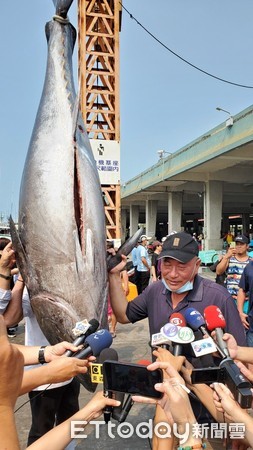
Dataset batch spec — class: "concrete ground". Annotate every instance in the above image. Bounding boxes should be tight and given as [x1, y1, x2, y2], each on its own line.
[14, 268, 217, 450]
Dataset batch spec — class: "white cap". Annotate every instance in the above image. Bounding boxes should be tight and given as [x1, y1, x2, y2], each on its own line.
[139, 235, 151, 242]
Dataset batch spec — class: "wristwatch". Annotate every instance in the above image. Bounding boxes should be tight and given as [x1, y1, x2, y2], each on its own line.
[38, 346, 47, 364]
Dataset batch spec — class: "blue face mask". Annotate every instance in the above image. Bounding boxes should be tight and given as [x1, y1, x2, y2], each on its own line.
[162, 261, 197, 294]
[162, 278, 193, 293]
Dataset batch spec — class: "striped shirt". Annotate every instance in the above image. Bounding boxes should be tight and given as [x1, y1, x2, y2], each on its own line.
[225, 256, 251, 312]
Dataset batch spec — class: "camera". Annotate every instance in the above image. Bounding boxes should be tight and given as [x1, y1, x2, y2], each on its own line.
[103, 360, 163, 399]
[191, 358, 252, 409]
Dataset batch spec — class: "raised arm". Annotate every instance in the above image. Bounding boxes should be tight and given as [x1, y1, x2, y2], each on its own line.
[0, 241, 16, 290]
[0, 242, 16, 314]
[237, 287, 248, 328]
[14, 340, 85, 365]
[0, 316, 24, 449]
[108, 255, 130, 324]
[19, 357, 91, 395]
[27, 391, 120, 450]
[3, 275, 24, 327]
[216, 247, 235, 275]
[212, 383, 253, 447]
[133, 361, 203, 449]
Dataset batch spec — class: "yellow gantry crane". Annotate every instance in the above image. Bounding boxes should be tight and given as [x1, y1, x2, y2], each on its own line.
[78, 0, 122, 239]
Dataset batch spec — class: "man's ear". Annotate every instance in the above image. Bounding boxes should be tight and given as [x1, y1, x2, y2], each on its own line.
[196, 258, 201, 268]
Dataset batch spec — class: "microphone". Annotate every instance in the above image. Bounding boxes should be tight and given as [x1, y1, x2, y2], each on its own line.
[169, 313, 188, 356]
[65, 319, 99, 356]
[159, 323, 178, 350]
[150, 332, 171, 350]
[204, 306, 230, 358]
[117, 395, 134, 423]
[203, 307, 252, 408]
[183, 307, 217, 366]
[160, 323, 178, 339]
[169, 312, 186, 328]
[115, 358, 150, 423]
[169, 327, 195, 356]
[183, 307, 211, 337]
[183, 307, 227, 360]
[219, 358, 253, 408]
[73, 329, 112, 360]
[95, 348, 125, 423]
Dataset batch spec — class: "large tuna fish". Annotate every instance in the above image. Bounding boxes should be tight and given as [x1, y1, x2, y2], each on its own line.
[11, 0, 108, 345]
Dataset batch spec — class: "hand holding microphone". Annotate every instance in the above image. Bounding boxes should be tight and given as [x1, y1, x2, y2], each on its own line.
[153, 346, 186, 372]
[96, 348, 125, 424]
[185, 306, 253, 408]
[91, 347, 132, 424]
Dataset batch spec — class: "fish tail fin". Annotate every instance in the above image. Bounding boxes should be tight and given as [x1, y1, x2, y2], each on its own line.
[107, 227, 145, 271]
[53, 0, 74, 19]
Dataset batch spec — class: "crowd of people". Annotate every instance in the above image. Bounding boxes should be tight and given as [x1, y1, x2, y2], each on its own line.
[1, 230, 253, 449]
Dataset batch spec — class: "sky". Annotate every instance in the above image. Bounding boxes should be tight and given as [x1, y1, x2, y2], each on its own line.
[1, 0, 253, 222]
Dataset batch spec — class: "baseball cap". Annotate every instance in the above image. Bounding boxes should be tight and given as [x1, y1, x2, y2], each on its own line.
[138, 235, 151, 243]
[152, 240, 162, 250]
[161, 231, 177, 243]
[159, 231, 199, 263]
[235, 235, 249, 244]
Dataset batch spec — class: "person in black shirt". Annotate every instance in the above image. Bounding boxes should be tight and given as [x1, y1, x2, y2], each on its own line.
[151, 240, 162, 282]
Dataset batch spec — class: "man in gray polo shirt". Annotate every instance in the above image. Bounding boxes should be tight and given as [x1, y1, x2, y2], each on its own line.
[109, 231, 246, 449]
[109, 231, 245, 346]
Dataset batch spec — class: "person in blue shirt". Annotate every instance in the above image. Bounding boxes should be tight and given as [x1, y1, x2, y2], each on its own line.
[135, 235, 151, 294]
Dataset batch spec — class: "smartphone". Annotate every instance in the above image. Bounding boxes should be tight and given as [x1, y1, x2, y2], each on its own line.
[230, 242, 236, 249]
[191, 367, 225, 384]
[103, 360, 163, 399]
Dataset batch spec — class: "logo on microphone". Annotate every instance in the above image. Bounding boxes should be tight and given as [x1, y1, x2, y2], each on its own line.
[217, 308, 225, 321]
[94, 329, 106, 339]
[72, 319, 91, 337]
[177, 327, 193, 342]
[161, 323, 178, 338]
[170, 317, 183, 326]
[90, 363, 103, 383]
